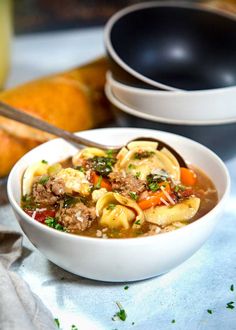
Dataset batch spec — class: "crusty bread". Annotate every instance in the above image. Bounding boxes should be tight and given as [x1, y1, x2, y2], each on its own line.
[0, 57, 112, 177]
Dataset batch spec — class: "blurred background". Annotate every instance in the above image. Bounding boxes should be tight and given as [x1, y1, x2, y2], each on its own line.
[13, 0, 236, 34]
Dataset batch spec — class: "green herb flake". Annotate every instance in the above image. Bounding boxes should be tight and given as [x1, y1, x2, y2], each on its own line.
[129, 192, 138, 201]
[91, 156, 116, 176]
[148, 182, 160, 192]
[171, 319, 176, 323]
[230, 284, 234, 292]
[71, 325, 78, 330]
[207, 309, 213, 314]
[75, 165, 85, 173]
[106, 149, 114, 158]
[124, 285, 129, 290]
[95, 175, 103, 189]
[115, 302, 127, 321]
[107, 203, 116, 211]
[41, 160, 48, 164]
[132, 322, 135, 325]
[63, 195, 78, 208]
[128, 163, 136, 170]
[45, 217, 65, 232]
[54, 318, 60, 328]
[174, 185, 186, 193]
[21, 194, 31, 202]
[134, 219, 141, 225]
[226, 301, 235, 309]
[39, 175, 50, 185]
[135, 171, 141, 179]
[134, 151, 155, 160]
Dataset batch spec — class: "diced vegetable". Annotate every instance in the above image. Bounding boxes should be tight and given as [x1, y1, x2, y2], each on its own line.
[180, 167, 197, 186]
[91, 172, 112, 191]
[138, 182, 171, 210]
[24, 209, 56, 223]
[144, 197, 200, 226]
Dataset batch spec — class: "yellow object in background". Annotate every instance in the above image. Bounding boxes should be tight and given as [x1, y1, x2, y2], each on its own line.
[0, 0, 12, 89]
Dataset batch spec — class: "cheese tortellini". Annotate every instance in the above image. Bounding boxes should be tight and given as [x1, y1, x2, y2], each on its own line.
[143, 197, 200, 226]
[115, 141, 180, 181]
[96, 192, 144, 230]
[55, 168, 91, 196]
[72, 147, 106, 166]
[22, 160, 49, 196]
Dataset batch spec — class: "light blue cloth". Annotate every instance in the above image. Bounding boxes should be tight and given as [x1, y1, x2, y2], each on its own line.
[0, 225, 56, 330]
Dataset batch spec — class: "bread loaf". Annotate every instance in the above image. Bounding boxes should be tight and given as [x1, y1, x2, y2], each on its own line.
[0, 57, 112, 177]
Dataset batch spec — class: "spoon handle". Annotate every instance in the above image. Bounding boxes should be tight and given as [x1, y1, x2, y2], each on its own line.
[0, 101, 118, 150]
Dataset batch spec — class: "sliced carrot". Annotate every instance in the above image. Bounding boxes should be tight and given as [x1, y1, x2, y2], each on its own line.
[138, 182, 171, 210]
[180, 167, 197, 186]
[90, 172, 112, 191]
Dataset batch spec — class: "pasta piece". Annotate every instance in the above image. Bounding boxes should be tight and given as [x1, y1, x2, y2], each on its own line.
[100, 205, 136, 229]
[127, 141, 158, 150]
[22, 160, 49, 196]
[72, 147, 106, 166]
[144, 197, 200, 226]
[55, 168, 91, 196]
[96, 192, 144, 229]
[160, 148, 180, 181]
[92, 188, 107, 202]
[115, 145, 180, 181]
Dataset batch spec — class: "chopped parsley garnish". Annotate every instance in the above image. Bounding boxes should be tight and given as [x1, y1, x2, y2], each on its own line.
[39, 175, 50, 185]
[63, 195, 78, 208]
[134, 151, 155, 160]
[22, 194, 39, 210]
[174, 185, 186, 193]
[75, 165, 85, 173]
[146, 173, 168, 192]
[230, 284, 234, 292]
[107, 204, 116, 210]
[171, 319, 176, 323]
[207, 309, 213, 314]
[106, 149, 114, 158]
[124, 285, 129, 290]
[128, 163, 136, 170]
[21, 194, 31, 203]
[134, 219, 141, 225]
[54, 318, 60, 328]
[71, 325, 78, 330]
[45, 217, 65, 231]
[226, 301, 235, 309]
[41, 160, 48, 164]
[129, 192, 138, 201]
[148, 182, 160, 192]
[94, 175, 103, 189]
[135, 171, 141, 179]
[132, 322, 135, 325]
[91, 156, 116, 176]
[114, 302, 127, 321]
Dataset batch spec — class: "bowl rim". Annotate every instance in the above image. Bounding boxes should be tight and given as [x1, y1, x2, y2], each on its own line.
[7, 127, 230, 244]
[104, 0, 236, 92]
[105, 83, 236, 126]
[107, 71, 236, 96]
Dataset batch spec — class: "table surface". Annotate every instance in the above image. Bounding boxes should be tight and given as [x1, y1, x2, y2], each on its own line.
[1, 27, 236, 330]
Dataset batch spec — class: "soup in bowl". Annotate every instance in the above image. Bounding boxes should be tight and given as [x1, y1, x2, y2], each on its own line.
[7, 128, 230, 281]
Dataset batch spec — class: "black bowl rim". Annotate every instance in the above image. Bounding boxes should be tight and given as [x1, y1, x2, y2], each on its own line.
[104, 0, 236, 92]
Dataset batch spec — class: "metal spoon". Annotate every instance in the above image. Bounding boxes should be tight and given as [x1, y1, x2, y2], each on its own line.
[0, 100, 187, 167]
[0, 100, 121, 150]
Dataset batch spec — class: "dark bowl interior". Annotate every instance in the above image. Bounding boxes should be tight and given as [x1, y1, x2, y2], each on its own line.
[108, 4, 236, 90]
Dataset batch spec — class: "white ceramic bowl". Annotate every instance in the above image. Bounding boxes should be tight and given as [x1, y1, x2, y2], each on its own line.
[8, 128, 230, 282]
[107, 72, 236, 124]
